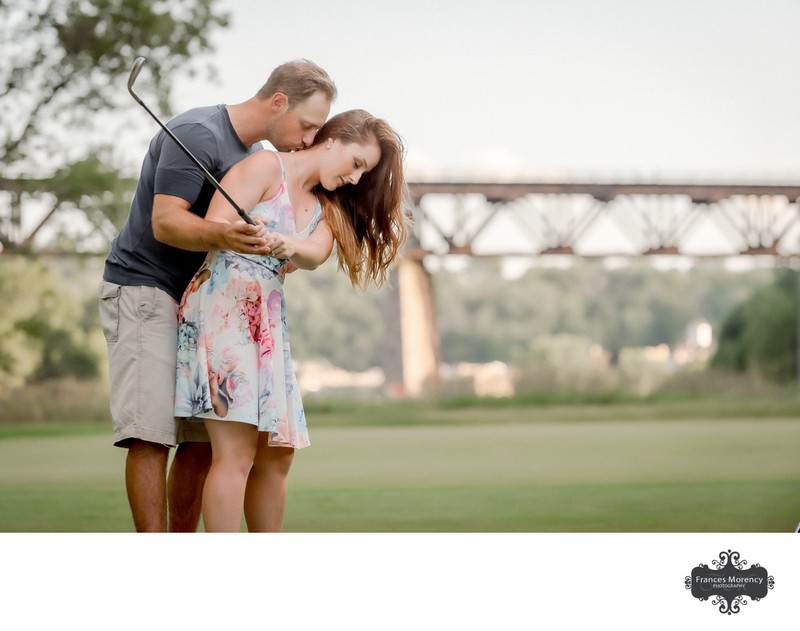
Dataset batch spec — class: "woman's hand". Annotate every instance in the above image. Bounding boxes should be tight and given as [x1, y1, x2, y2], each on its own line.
[264, 231, 297, 259]
[263, 220, 333, 269]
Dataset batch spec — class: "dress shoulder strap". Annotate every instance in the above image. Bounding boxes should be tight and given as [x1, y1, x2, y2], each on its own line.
[307, 199, 324, 234]
[271, 151, 287, 184]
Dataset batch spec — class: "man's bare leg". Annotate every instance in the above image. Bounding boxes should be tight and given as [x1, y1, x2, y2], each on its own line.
[168, 441, 212, 532]
[125, 439, 169, 532]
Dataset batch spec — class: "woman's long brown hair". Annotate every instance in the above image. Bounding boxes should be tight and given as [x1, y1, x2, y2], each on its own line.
[312, 110, 409, 289]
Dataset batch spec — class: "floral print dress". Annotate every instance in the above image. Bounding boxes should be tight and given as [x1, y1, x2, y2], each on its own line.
[174, 153, 321, 449]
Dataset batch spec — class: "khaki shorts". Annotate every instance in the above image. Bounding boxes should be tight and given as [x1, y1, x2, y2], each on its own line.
[98, 280, 209, 447]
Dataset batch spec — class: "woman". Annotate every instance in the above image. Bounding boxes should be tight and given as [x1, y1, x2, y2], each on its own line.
[174, 109, 408, 532]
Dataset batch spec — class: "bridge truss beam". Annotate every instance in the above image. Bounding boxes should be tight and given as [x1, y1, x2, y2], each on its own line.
[407, 181, 800, 259]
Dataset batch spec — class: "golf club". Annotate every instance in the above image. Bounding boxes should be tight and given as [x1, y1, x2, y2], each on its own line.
[127, 56, 256, 225]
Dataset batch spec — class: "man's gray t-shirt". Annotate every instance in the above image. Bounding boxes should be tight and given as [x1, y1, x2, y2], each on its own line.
[103, 105, 261, 302]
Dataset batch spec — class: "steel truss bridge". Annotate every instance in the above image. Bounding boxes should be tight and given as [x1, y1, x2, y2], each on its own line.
[405, 181, 800, 260]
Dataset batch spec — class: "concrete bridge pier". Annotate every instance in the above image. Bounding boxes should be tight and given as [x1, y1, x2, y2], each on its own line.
[382, 253, 440, 398]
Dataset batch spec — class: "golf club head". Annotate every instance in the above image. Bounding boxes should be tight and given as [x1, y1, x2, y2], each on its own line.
[127, 57, 147, 99]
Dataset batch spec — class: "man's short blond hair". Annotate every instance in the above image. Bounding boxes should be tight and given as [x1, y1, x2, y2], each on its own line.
[257, 59, 337, 108]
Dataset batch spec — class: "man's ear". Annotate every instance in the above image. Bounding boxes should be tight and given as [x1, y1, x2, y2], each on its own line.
[270, 92, 289, 112]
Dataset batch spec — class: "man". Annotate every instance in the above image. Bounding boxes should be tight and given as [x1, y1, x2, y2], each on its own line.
[98, 59, 336, 532]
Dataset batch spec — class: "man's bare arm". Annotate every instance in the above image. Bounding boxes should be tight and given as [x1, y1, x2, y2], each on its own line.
[152, 194, 268, 254]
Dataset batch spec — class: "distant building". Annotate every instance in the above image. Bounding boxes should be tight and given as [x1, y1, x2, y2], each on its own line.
[670, 318, 715, 366]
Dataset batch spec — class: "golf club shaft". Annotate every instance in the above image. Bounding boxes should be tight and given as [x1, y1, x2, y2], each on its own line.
[127, 57, 256, 226]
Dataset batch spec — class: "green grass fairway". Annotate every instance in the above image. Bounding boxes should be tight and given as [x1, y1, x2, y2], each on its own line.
[1, 413, 798, 532]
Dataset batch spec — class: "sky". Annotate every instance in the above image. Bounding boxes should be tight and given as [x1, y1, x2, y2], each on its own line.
[167, 0, 800, 183]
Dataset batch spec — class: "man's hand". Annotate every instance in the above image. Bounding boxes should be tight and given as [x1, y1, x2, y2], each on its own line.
[223, 221, 269, 255]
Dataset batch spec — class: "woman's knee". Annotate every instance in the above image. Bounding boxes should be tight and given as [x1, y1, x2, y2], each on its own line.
[206, 420, 258, 473]
[255, 446, 295, 476]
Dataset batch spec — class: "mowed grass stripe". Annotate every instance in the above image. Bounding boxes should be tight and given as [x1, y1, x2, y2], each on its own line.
[2, 419, 798, 487]
[283, 480, 800, 532]
[289, 419, 800, 488]
[2, 480, 796, 532]
[0, 418, 798, 531]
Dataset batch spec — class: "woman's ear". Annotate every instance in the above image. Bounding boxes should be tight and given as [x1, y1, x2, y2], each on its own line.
[325, 138, 333, 149]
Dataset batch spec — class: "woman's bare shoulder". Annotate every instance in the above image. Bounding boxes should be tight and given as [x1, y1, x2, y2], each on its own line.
[240, 149, 282, 174]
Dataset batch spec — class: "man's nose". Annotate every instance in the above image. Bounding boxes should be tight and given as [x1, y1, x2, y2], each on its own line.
[301, 131, 316, 147]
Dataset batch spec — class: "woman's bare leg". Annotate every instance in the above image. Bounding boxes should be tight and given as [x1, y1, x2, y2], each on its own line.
[202, 419, 257, 532]
[243, 438, 295, 532]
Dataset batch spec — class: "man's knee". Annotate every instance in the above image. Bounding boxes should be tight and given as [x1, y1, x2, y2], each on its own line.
[126, 438, 170, 463]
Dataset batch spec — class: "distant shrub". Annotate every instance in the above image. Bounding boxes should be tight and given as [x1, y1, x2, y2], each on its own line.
[0, 378, 110, 423]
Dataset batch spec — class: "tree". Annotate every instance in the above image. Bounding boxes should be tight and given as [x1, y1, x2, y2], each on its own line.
[285, 261, 389, 371]
[0, 0, 229, 253]
[712, 267, 799, 382]
[426, 260, 773, 367]
[0, 257, 101, 389]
